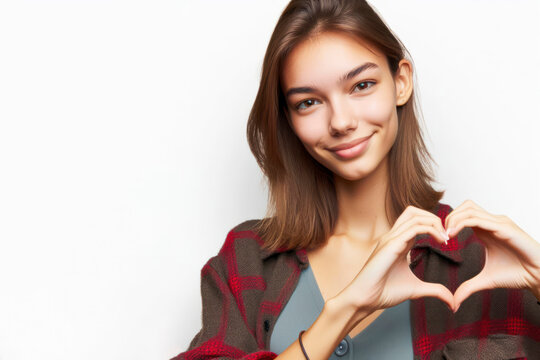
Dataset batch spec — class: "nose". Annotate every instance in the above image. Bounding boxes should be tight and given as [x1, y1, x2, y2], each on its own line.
[328, 98, 357, 136]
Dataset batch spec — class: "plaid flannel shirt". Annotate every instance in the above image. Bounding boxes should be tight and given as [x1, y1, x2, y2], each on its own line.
[172, 202, 540, 359]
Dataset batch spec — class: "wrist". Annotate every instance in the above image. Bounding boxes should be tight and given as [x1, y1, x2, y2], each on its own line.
[288, 296, 374, 360]
[325, 294, 372, 332]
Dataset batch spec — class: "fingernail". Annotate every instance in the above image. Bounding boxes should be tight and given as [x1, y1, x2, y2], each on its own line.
[446, 227, 454, 237]
[440, 231, 449, 243]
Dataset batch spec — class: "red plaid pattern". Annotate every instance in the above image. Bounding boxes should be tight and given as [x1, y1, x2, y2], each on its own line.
[171, 202, 540, 359]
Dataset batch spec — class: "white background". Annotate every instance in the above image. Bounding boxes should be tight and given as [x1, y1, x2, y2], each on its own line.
[0, 0, 539, 359]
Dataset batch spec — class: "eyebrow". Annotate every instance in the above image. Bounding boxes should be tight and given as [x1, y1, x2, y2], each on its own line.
[285, 61, 379, 99]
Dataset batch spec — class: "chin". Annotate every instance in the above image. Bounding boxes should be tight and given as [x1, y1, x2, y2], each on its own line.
[328, 165, 372, 181]
[313, 153, 377, 181]
[337, 171, 370, 181]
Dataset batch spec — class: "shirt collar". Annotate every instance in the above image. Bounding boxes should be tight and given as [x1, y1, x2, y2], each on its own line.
[258, 202, 464, 265]
[260, 245, 309, 264]
[260, 235, 463, 265]
[409, 233, 463, 263]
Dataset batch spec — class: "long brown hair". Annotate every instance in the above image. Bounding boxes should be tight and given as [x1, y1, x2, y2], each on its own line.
[246, 0, 444, 253]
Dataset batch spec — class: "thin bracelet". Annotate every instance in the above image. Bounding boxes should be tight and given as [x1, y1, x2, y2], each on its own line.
[298, 330, 310, 360]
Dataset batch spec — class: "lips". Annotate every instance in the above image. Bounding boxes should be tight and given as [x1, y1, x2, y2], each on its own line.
[328, 133, 373, 151]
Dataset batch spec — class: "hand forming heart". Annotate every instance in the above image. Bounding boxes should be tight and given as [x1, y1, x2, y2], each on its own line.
[337, 205, 458, 315]
[445, 199, 540, 312]
[334, 201, 540, 319]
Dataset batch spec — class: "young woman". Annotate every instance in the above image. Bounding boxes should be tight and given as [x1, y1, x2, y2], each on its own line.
[172, 0, 540, 359]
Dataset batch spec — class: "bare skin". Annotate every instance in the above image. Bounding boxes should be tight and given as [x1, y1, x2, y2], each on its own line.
[274, 28, 540, 360]
[282, 30, 412, 339]
[274, 31, 455, 360]
[307, 236, 387, 338]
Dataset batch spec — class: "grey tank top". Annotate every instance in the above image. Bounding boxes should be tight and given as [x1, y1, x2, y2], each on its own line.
[269, 263, 414, 359]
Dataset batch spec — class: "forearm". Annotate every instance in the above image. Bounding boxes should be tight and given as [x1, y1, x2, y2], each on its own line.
[275, 296, 371, 360]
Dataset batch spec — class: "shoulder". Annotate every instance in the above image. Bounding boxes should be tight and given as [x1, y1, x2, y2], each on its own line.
[217, 218, 266, 258]
[202, 218, 267, 277]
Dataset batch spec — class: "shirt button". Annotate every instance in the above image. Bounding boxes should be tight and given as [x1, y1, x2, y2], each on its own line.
[334, 338, 349, 356]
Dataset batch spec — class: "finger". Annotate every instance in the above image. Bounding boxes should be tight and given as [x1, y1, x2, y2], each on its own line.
[390, 215, 449, 247]
[446, 214, 507, 239]
[386, 223, 449, 258]
[393, 205, 446, 233]
[446, 207, 502, 236]
[453, 271, 491, 313]
[445, 199, 488, 230]
[406, 222, 449, 246]
[392, 205, 423, 229]
[360, 222, 445, 280]
[411, 280, 455, 312]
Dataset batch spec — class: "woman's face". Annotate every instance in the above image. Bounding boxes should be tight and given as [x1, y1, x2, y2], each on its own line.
[281, 31, 412, 181]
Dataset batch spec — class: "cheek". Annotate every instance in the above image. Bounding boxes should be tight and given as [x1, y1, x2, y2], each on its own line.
[292, 116, 326, 145]
[359, 91, 396, 126]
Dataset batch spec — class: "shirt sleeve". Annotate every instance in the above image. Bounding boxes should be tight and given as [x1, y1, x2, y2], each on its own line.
[170, 257, 278, 360]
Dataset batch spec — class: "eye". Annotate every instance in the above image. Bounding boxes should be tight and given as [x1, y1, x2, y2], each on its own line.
[293, 81, 376, 112]
[294, 98, 321, 111]
[353, 81, 376, 92]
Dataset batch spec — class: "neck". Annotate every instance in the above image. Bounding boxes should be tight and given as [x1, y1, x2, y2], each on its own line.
[332, 155, 391, 247]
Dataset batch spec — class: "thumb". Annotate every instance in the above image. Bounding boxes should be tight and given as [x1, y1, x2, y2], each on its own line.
[453, 274, 488, 313]
[412, 281, 455, 312]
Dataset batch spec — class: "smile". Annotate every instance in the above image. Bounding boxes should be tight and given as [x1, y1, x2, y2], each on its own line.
[329, 134, 373, 159]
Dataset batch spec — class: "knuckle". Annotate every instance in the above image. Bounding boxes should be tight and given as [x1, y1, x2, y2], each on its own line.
[413, 224, 431, 236]
[465, 199, 474, 205]
[409, 204, 422, 213]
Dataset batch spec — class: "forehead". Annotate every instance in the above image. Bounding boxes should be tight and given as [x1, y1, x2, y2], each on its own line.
[281, 31, 388, 87]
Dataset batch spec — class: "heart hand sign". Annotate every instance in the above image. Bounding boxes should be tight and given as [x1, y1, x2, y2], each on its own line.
[445, 199, 540, 312]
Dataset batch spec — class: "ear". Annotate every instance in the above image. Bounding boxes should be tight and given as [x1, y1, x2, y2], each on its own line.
[394, 59, 413, 106]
